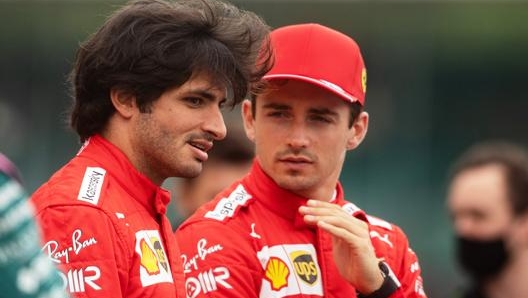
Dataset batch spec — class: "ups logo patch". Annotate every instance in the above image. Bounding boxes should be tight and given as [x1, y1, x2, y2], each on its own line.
[290, 250, 318, 285]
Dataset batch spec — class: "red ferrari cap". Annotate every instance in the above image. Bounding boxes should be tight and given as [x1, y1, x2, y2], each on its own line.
[264, 23, 367, 105]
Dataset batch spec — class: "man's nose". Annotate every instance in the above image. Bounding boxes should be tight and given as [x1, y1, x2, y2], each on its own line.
[286, 121, 310, 149]
[204, 107, 227, 140]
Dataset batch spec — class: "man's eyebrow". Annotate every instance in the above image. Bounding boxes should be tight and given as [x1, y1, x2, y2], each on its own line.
[308, 107, 339, 117]
[262, 103, 291, 110]
[185, 88, 226, 102]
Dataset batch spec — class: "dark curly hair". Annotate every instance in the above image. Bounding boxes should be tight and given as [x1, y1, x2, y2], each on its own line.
[69, 0, 273, 142]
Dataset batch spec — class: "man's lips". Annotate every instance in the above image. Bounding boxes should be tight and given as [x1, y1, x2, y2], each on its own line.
[278, 155, 313, 163]
[189, 140, 213, 153]
[189, 140, 214, 162]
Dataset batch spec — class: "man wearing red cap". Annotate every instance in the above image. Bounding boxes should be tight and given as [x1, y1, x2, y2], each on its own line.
[176, 23, 427, 298]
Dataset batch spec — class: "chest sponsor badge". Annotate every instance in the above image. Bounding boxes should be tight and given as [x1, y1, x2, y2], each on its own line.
[257, 244, 322, 296]
[204, 184, 252, 221]
[135, 230, 173, 286]
[290, 250, 318, 285]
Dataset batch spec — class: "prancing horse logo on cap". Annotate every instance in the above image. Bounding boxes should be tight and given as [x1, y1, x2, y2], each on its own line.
[361, 68, 367, 93]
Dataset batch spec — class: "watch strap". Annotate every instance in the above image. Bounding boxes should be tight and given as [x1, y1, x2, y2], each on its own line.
[357, 261, 400, 298]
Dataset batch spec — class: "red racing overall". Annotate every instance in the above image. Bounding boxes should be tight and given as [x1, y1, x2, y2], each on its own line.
[32, 135, 185, 298]
[177, 161, 426, 298]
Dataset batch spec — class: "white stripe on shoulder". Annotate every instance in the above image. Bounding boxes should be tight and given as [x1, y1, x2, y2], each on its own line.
[77, 167, 106, 205]
[366, 215, 393, 230]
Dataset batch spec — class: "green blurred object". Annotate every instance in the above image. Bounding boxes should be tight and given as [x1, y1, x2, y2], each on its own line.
[0, 153, 68, 298]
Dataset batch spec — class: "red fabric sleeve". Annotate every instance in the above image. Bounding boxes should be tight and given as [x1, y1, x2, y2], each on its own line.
[387, 226, 427, 298]
[36, 205, 129, 297]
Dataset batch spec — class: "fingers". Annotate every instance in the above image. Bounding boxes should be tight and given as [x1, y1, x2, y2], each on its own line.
[299, 200, 383, 292]
[299, 200, 369, 237]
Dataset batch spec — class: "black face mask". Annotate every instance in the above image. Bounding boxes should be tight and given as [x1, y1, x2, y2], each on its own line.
[456, 236, 510, 282]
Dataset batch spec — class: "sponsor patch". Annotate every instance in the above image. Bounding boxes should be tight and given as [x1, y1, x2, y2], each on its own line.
[257, 244, 322, 297]
[59, 265, 102, 293]
[204, 184, 252, 221]
[415, 277, 426, 296]
[77, 167, 106, 205]
[290, 250, 318, 285]
[185, 267, 232, 298]
[181, 238, 223, 273]
[135, 230, 173, 286]
[264, 257, 290, 291]
[42, 229, 98, 264]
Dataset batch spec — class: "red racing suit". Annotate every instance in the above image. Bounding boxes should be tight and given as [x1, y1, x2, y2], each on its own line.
[31, 135, 184, 298]
[176, 161, 427, 298]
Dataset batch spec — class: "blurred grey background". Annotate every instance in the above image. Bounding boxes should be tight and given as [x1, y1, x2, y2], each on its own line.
[1, 1, 527, 297]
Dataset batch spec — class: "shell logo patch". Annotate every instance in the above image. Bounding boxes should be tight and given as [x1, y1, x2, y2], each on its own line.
[257, 244, 323, 296]
[135, 230, 173, 286]
[290, 250, 318, 285]
[361, 68, 367, 93]
[264, 257, 290, 291]
[140, 239, 160, 275]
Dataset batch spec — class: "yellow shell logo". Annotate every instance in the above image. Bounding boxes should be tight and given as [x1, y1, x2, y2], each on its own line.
[361, 68, 367, 93]
[264, 257, 290, 291]
[140, 239, 160, 275]
[290, 250, 318, 285]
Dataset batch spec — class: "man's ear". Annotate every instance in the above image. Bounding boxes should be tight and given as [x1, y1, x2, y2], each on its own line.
[346, 111, 369, 150]
[241, 99, 255, 142]
[110, 88, 137, 119]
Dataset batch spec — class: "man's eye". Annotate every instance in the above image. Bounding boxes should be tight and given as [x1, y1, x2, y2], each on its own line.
[310, 115, 331, 123]
[268, 111, 287, 118]
[185, 97, 203, 107]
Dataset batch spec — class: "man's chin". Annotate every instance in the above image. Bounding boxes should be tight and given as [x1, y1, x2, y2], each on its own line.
[175, 163, 203, 179]
[274, 175, 314, 193]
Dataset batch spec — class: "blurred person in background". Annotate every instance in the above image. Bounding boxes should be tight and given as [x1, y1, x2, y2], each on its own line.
[177, 23, 427, 298]
[172, 120, 254, 227]
[0, 153, 68, 298]
[29, 0, 272, 297]
[447, 141, 528, 298]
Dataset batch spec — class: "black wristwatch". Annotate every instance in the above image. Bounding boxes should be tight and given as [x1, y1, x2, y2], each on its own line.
[357, 261, 400, 298]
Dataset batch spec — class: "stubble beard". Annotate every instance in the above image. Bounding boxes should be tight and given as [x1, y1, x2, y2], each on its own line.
[136, 115, 202, 181]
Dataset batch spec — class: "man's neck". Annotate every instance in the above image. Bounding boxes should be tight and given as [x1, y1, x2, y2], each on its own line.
[485, 250, 528, 298]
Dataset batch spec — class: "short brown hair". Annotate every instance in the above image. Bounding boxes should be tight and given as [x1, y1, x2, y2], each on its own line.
[449, 141, 528, 216]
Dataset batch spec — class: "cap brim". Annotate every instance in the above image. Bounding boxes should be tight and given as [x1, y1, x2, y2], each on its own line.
[263, 74, 361, 104]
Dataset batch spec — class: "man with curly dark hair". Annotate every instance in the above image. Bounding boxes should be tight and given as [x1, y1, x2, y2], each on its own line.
[30, 0, 272, 297]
